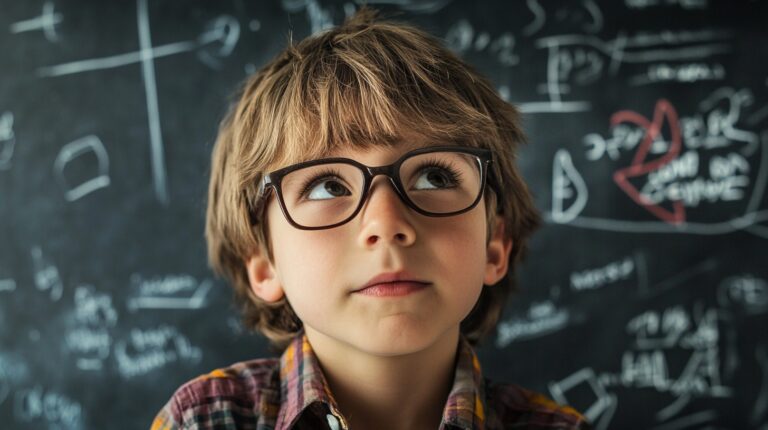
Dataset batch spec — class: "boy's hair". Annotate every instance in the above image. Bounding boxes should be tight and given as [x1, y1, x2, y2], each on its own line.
[205, 7, 541, 350]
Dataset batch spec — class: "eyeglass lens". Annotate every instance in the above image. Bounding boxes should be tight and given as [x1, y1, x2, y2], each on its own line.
[278, 151, 483, 228]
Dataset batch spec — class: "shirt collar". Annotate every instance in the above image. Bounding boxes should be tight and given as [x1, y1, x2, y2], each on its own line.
[275, 331, 488, 430]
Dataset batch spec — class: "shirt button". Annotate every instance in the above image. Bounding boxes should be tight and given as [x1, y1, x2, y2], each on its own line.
[326, 413, 341, 430]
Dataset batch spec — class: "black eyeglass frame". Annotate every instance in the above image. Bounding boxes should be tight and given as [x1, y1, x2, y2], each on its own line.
[252, 145, 497, 231]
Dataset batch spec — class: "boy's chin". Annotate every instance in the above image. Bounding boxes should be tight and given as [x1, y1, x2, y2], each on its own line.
[343, 325, 457, 357]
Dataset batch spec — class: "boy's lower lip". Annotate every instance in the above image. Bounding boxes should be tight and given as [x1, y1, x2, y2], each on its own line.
[354, 281, 430, 297]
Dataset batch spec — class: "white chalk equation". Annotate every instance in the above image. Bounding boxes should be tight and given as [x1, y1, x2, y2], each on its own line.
[127, 273, 213, 311]
[549, 89, 768, 237]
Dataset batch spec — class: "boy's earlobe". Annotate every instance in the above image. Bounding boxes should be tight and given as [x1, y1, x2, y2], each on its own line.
[484, 218, 513, 286]
[245, 253, 285, 303]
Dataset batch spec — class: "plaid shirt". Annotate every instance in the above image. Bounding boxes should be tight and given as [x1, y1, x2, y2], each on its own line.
[151, 332, 590, 429]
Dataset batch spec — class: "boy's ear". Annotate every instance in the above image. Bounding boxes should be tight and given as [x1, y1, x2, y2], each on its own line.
[245, 252, 285, 303]
[484, 217, 513, 286]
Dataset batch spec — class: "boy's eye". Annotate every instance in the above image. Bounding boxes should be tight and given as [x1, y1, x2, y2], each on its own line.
[411, 164, 461, 190]
[302, 176, 352, 200]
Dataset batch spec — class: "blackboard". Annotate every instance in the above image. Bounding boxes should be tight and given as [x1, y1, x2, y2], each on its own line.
[1, 0, 767, 428]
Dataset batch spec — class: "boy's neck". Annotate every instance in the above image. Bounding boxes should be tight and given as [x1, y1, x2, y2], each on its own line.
[304, 327, 460, 430]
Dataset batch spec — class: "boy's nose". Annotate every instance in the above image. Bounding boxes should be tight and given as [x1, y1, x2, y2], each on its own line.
[357, 176, 416, 247]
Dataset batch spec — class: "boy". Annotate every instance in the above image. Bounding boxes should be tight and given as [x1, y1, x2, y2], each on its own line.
[152, 7, 590, 430]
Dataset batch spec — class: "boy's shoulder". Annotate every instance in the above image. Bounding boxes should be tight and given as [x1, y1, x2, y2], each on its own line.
[485, 380, 592, 430]
[152, 357, 281, 429]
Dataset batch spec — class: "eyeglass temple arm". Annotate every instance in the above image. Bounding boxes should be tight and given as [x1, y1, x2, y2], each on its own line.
[246, 175, 274, 226]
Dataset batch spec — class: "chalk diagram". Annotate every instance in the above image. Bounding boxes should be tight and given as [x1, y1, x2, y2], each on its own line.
[549, 91, 768, 238]
[18, 0, 245, 205]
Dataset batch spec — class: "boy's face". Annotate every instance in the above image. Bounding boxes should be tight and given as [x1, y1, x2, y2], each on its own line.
[246, 135, 512, 356]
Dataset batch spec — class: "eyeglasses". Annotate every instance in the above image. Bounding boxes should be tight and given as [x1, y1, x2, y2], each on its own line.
[252, 146, 495, 230]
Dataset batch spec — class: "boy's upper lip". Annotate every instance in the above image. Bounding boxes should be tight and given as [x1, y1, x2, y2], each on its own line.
[355, 270, 430, 292]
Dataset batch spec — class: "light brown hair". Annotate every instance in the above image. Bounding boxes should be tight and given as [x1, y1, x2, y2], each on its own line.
[205, 7, 541, 351]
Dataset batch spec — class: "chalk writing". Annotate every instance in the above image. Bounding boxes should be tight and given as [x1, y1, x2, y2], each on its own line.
[695, 87, 760, 155]
[551, 305, 731, 428]
[519, 0, 603, 36]
[523, 0, 545, 36]
[570, 256, 635, 291]
[627, 306, 691, 349]
[630, 62, 726, 86]
[2, 2, 766, 429]
[496, 300, 570, 347]
[65, 286, 118, 370]
[579, 94, 764, 225]
[53, 135, 110, 202]
[73, 285, 117, 326]
[132, 273, 196, 296]
[0, 111, 14, 170]
[552, 149, 588, 223]
[525, 29, 731, 113]
[196, 15, 240, 69]
[445, 20, 518, 66]
[616, 305, 729, 420]
[30, 246, 63, 301]
[8, 1, 62, 42]
[114, 326, 201, 379]
[127, 274, 212, 311]
[65, 328, 111, 371]
[626, 0, 708, 9]
[14, 386, 83, 429]
[717, 274, 768, 315]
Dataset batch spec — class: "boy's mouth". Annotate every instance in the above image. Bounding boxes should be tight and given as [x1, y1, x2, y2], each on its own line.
[353, 281, 430, 297]
[353, 270, 431, 295]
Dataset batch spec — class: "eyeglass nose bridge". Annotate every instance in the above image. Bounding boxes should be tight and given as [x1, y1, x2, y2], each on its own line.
[358, 162, 411, 209]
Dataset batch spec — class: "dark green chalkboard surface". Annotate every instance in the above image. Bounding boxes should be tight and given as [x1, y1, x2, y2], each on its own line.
[1, 0, 767, 428]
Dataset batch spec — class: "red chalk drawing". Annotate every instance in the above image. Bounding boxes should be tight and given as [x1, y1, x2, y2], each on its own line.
[612, 99, 686, 224]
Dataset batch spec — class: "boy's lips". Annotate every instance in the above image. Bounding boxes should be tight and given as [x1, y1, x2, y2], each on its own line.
[353, 270, 431, 293]
[353, 282, 430, 297]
